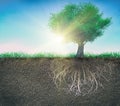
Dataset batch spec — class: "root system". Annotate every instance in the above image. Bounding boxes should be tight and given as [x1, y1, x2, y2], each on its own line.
[50, 59, 114, 96]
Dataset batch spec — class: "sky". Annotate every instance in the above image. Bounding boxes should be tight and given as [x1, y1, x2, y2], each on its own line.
[0, 0, 120, 54]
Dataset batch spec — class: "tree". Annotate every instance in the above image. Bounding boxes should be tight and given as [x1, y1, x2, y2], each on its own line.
[49, 3, 111, 57]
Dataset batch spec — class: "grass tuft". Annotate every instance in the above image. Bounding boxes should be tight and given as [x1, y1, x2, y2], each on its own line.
[85, 52, 120, 58]
[0, 52, 76, 58]
[0, 52, 120, 58]
[0, 52, 30, 58]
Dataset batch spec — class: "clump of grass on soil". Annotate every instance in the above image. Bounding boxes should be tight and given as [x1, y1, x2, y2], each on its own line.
[50, 59, 114, 96]
[0, 52, 75, 58]
[85, 52, 120, 58]
[0, 52, 120, 58]
[0, 52, 30, 58]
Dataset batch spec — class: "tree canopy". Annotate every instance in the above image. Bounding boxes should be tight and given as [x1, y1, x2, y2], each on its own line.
[49, 3, 111, 44]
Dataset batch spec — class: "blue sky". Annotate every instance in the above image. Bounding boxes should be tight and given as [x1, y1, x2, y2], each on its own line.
[0, 0, 120, 54]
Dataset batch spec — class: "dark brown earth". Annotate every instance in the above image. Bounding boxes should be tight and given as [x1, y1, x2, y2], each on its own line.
[0, 58, 120, 106]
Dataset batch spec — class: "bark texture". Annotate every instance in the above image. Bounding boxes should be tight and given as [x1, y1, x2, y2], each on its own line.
[76, 44, 84, 57]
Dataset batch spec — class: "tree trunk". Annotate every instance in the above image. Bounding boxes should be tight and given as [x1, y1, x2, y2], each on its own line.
[76, 43, 84, 58]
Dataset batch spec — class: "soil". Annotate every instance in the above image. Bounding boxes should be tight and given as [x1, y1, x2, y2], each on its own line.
[0, 58, 120, 106]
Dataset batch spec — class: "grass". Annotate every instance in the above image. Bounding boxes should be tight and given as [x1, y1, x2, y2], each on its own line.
[85, 52, 120, 58]
[0, 52, 120, 58]
[0, 52, 75, 58]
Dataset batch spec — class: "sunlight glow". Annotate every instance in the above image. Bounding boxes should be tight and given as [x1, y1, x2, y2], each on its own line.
[47, 33, 65, 54]
[54, 36, 64, 43]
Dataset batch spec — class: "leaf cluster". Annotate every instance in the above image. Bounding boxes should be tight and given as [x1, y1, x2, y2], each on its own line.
[49, 3, 111, 44]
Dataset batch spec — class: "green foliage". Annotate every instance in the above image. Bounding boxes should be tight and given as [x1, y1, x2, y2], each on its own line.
[0, 52, 75, 58]
[0, 52, 120, 58]
[0, 52, 30, 58]
[85, 52, 120, 58]
[49, 3, 111, 44]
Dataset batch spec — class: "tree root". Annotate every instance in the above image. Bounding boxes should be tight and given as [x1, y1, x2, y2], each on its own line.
[50, 59, 114, 96]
